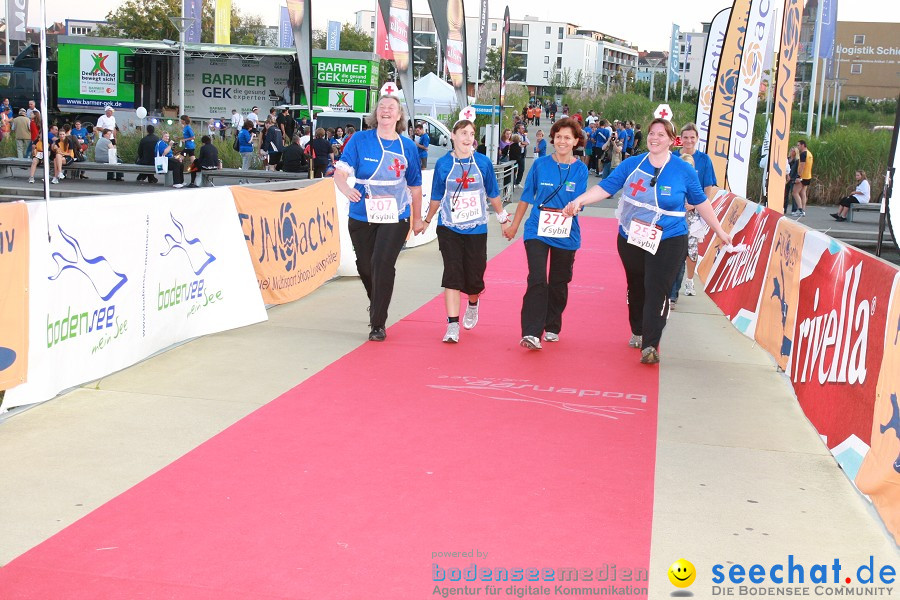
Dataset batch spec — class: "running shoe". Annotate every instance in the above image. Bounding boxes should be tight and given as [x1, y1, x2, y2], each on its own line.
[628, 334, 643, 348]
[520, 335, 542, 350]
[368, 326, 386, 342]
[28, 177, 34, 183]
[443, 322, 460, 343]
[462, 301, 479, 330]
[640, 346, 660, 364]
[543, 332, 559, 342]
[684, 279, 696, 296]
[830, 213, 840, 220]
[51, 177, 58, 184]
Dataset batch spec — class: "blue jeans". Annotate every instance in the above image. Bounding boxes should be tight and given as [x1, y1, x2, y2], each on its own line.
[669, 261, 686, 302]
[600, 161, 611, 180]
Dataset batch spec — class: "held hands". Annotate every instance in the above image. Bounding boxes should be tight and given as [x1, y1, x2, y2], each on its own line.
[412, 218, 427, 235]
[502, 223, 517, 241]
[562, 200, 579, 217]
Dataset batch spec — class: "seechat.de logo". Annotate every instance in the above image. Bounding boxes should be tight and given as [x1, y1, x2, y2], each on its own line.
[668, 559, 696, 588]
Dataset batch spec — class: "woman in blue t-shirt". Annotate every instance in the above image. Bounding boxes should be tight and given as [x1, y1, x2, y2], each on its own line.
[418, 119, 510, 343]
[333, 95, 424, 342]
[180, 115, 195, 157]
[563, 118, 731, 364]
[504, 117, 589, 350]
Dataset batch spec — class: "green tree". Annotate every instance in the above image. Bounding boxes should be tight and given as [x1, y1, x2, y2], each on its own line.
[313, 23, 373, 52]
[482, 47, 523, 82]
[93, 0, 269, 45]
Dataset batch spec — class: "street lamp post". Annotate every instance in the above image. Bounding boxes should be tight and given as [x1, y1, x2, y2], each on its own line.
[168, 16, 195, 116]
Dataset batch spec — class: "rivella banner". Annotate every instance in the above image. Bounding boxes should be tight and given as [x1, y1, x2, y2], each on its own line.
[232, 182, 341, 305]
[3, 190, 267, 411]
[427, 0, 469, 110]
[0, 202, 29, 392]
[377, 0, 415, 120]
[697, 189, 900, 543]
[287, 0, 314, 116]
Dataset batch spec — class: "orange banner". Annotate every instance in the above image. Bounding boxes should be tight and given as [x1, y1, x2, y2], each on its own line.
[765, 0, 803, 211]
[232, 181, 340, 305]
[856, 273, 900, 544]
[0, 202, 28, 391]
[754, 217, 806, 369]
[706, 0, 752, 188]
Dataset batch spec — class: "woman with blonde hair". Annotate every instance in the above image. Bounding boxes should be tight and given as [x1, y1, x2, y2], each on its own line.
[333, 94, 423, 342]
[831, 170, 870, 221]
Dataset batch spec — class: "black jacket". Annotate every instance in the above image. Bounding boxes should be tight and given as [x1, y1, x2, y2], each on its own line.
[136, 134, 160, 165]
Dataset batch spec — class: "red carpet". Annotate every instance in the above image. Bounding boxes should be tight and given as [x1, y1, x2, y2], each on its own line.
[0, 218, 658, 599]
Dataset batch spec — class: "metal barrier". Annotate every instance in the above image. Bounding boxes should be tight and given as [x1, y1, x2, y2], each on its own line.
[494, 161, 518, 204]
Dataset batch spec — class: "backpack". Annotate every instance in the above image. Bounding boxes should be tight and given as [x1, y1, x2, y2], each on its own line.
[233, 134, 240, 152]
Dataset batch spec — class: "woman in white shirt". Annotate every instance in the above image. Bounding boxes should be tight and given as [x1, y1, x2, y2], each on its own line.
[831, 170, 871, 221]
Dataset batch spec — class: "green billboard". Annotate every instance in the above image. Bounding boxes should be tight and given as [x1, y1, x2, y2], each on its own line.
[57, 43, 135, 110]
[313, 56, 379, 88]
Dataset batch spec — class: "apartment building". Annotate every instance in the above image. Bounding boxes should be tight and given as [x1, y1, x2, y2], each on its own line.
[355, 10, 638, 95]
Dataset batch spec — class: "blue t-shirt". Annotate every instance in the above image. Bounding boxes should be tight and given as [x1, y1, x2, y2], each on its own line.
[155, 139, 174, 158]
[431, 152, 500, 235]
[593, 127, 611, 147]
[417, 132, 430, 160]
[599, 152, 707, 240]
[339, 129, 423, 223]
[182, 125, 195, 150]
[70, 127, 88, 141]
[535, 139, 547, 157]
[675, 148, 717, 189]
[521, 155, 589, 250]
[238, 129, 253, 152]
[623, 128, 634, 150]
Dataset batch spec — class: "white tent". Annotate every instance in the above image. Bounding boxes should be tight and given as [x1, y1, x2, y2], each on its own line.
[413, 73, 458, 121]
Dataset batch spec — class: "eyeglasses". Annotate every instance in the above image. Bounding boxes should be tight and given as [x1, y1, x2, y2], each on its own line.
[650, 166, 661, 187]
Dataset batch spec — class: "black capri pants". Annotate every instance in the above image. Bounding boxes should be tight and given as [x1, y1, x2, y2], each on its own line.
[437, 226, 487, 295]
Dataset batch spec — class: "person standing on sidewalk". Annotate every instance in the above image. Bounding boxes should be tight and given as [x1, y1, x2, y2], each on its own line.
[563, 118, 732, 365]
[792, 139, 814, 217]
[417, 118, 510, 343]
[333, 94, 423, 342]
[12, 108, 30, 158]
[504, 117, 588, 350]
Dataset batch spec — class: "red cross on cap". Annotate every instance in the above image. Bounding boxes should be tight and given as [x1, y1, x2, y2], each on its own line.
[460, 106, 475, 120]
[381, 83, 397, 96]
[654, 104, 673, 121]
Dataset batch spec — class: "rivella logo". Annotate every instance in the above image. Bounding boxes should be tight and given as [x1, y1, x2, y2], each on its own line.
[159, 213, 216, 276]
[881, 393, 900, 473]
[90, 52, 112, 75]
[49, 226, 128, 301]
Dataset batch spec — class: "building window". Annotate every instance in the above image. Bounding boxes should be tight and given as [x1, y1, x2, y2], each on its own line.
[491, 23, 497, 31]
[370, 18, 375, 29]
[544, 71, 549, 79]
[557, 57, 562, 69]
[558, 27, 564, 39]
[545, 41, 550, 49]
[544, 56, 549, 64]
[850, 63, 862, 74]
[490, 39, 496, 47]
[509, 24, 528, 37]
[558, 42, 563, 54]
[847, 96, 860, 102]
[546, 26, 551, 34]
[853, 34, 865, 45]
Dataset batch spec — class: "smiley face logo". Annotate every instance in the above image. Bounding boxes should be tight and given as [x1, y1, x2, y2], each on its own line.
[668, 559, 696, 588]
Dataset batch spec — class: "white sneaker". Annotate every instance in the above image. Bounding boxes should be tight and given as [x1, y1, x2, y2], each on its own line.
[790, 210, 801, 217]
[28, 177, 34, 183]
[443, 322, 460, 343]
[684, 279, 696, 296]
[51, 177, 59, 184]
[59, 172, 65, 180]
[462, 301, 479, 330]
[543, 332, 559, 342]
[520, 335, 542, 350]
[628, 334, 643, 348]
[172, 183, 184, 188]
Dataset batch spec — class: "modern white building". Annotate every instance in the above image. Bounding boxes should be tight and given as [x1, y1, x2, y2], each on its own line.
[677, 29, 707, 91]
[354, 10, 639, 95]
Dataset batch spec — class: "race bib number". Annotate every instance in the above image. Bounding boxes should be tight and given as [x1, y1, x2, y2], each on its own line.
[538, 209, 572, 238]
[627, 218, 663, 254]
[365, 195, 399, 223]
[451, 191, 483, 224]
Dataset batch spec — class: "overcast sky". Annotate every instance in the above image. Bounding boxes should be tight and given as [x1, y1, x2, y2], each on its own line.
[36, 0, 900, 52]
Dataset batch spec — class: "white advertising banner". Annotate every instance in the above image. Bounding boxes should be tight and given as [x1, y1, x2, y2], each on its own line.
[4, 189, 267, 409]
[726, 0, 774, 197]
[175, 55, 292, 119]
[697, 8, 730, 154]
